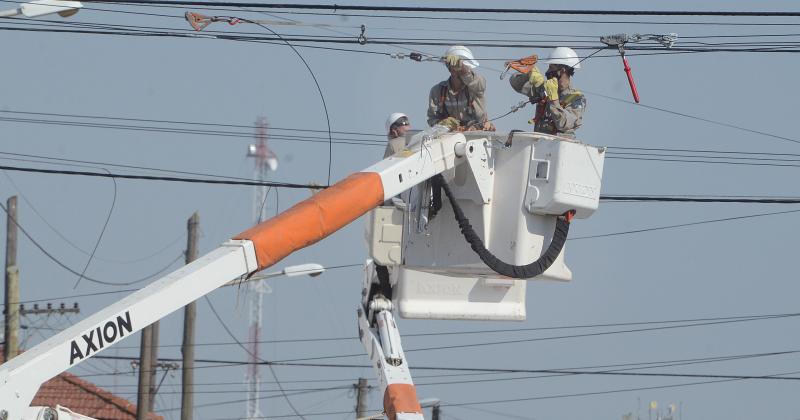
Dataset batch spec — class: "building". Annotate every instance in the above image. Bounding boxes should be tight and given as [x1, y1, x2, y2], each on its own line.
[2, 349, 162, 420]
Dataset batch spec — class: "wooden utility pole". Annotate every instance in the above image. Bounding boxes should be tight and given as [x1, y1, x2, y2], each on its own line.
[136, 324, 153, 420]
[4, 196, 19, 361]
[355, 378, 368, 418]
[181, 212, 199, 420]
[147, 320, 159, 412]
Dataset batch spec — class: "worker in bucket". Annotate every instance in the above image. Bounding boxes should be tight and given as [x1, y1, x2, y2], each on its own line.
[384, 112, 411, 158]
[509, 47, 586, 138]
[427, 45, 494, 132]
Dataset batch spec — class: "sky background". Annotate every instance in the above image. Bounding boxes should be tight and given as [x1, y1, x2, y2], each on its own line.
[1, 0, 800, 419]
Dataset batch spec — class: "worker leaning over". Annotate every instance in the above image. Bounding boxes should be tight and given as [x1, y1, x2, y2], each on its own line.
[384, 112, 411, 158]
[427, 45, 494, 132]
[509, 47, 586, 138]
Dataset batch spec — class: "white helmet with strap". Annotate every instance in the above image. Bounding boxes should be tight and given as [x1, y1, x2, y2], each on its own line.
[445, 45, 479, 69]
[545, 47, 581, 70]
[385, 112, 409, 133]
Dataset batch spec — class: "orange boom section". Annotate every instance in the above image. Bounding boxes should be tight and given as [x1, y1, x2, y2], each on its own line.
[234, 172, 384, 271]
[383, 384, 423, 420]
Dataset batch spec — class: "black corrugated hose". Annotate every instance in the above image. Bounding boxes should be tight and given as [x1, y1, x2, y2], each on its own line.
[435, 174, 575, 279]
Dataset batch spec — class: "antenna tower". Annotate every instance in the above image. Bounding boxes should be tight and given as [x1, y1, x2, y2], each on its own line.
[244, 116, 277, 420]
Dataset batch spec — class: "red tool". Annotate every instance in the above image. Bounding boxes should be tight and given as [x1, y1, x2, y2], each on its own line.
[618, 46, 640, 103]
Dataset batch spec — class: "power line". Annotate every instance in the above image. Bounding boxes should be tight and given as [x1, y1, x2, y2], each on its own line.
[84, 2, 800, 17]
[70, 2, 800, 27]
[91, 353, 800, 381]
[106, 311, 800, 349]
[3, 169, 186, 264]
[203, 295, 310, 420]
[7, 164, 800, 205]
[586, 90, 800, 145]
[0, 199, 184, 287]
[267, 314, 800, 363]
[3, 24, 800, 53]
[440, 370, 800, 409]
[570, 208, 800, 240]
[0, 164, 320, 188]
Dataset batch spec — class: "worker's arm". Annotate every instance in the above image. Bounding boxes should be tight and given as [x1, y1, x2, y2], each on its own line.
[547, 93, 586, 133]
[427, 83, 443, 126]
[509, 72, 545, 102]
[460, 69, 488, 125]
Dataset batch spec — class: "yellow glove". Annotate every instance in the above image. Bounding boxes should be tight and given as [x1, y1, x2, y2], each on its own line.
[445, 54, 461, 68]
[437, 117, 460, 131]
[528, 66, 544, 88]
[544, 78, 559, 101]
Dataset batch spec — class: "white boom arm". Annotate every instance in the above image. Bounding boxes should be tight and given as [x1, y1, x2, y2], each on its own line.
[0, 129, 468, 420]
[0, 241, 259, 420]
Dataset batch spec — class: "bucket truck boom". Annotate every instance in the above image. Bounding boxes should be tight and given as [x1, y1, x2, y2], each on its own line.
[0, 128, 606, 420]
[0, 129, 468, 420]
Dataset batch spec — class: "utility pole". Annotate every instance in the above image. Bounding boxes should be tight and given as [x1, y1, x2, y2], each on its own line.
[181, 212, 199, 420]
[136, 324, 152, 420]
[4, 196, 19, 361]
[355, 378, 368, 418]
[148, 321, 159, 412]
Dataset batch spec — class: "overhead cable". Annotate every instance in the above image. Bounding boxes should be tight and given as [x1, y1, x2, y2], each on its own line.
[7, 164, 800, 203]
[107, 311, 800, 349]
[83, 2, 800, 17]
[0, 200, 183, 286]
[3, 25, 800, 53]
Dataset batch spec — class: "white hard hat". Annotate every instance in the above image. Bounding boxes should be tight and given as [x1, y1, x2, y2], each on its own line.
[445, 45, 479, 69]
[385, 112, 409, 133]
[545, 47, 581, 69]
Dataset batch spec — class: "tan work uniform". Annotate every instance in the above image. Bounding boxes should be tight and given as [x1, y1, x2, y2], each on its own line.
[427, 69, 488, 129]
[509, 73, 586, 138]
[384, 135, 406, 158]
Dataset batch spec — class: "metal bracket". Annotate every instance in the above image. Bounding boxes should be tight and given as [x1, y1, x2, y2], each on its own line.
[523, 145, 551, 213]
[463, 139, 494, 204]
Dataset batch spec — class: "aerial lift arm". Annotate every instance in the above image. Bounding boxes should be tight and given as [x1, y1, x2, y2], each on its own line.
[0, 130, 467, 420]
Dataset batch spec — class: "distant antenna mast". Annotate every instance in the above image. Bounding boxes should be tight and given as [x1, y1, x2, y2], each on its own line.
[244, 116, 277, 420]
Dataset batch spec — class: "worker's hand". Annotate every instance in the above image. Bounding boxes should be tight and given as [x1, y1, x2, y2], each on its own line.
[528, 66, 545, 88]
[544, 78, 559, 101]
[437, 117, 460, 131]
[445, 54, 462, 69]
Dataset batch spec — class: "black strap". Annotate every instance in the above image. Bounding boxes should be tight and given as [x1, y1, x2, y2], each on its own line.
[436, 174, 573, 279]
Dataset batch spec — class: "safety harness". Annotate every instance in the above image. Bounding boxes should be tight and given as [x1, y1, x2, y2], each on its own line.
[532, 90, 584, 134]
[436, 81, 476, 124]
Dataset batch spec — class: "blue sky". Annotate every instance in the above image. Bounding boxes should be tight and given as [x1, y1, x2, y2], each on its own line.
[1, 1, 799, 419]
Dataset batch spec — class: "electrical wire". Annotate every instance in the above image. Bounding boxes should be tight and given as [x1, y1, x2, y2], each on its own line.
[73, 167, 116, 289]
[0, 164, 324, 188]
[440, 370, 800, 408]
[3, 24, 800, 53]
[204, 295, 309, 420]
[71, 1, 800, 26]
[586, 90, 800, 145]
[103, 311, 800, 350]
[267, 314, 800, 363]
[91, 348, 800, 381]
[4, 169, 186, 264]
[238, 17, 334, 186]
[82, 2, 800, 17]
[8, 164, 800, 205]
[0, 197, 183, 286]
[0, 109, 384, 138]
[570, 208, 800, 240]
